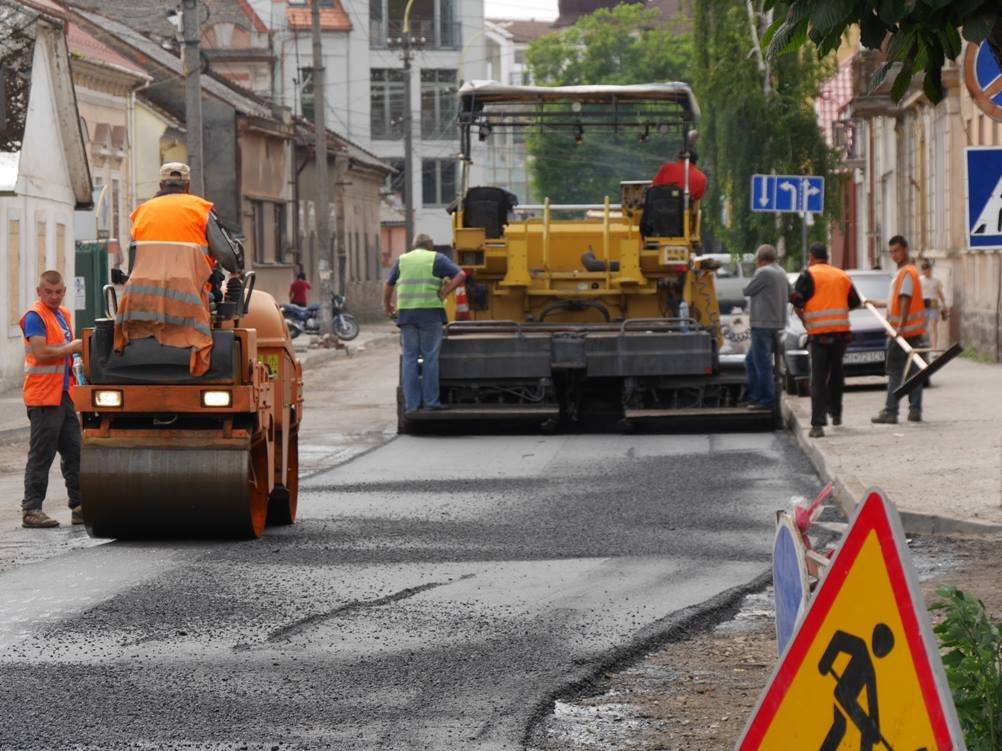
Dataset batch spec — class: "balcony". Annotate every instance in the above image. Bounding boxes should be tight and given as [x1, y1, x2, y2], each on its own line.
[370, 18, 461, 50]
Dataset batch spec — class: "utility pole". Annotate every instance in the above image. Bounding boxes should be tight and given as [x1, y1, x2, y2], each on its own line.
[181, 0, 204, 195]
[401, 36, 414, 246]
[311, 0, 334, 330]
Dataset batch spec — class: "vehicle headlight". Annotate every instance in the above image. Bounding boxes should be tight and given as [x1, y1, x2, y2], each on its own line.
[797, 333, 809, 349]
[93, 390, 123, 408]
[201, 390, 232, 408]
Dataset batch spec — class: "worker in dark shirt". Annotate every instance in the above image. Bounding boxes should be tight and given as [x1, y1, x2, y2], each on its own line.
[289, 273, 311, 306]
[791, 243, 861, 437]
[651, 150, 707, 200]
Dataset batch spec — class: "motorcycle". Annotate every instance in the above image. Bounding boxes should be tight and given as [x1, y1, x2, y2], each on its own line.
[281, 293, 360, 341]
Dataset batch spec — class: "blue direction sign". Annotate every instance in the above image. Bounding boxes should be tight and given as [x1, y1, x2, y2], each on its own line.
[750, 174, 825, 214]
[965, 147, 1002, 248]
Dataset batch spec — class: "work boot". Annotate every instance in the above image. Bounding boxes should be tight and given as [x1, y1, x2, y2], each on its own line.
[871, 411, 898, 425]
[71, 507, 84, 525]
[907, 409, 922, 423]
[830, 414, 842, 427]
[22, 510, 59, 528]
[808, 426, 824, 438]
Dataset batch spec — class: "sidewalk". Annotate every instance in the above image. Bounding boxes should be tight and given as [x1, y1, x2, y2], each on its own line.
[783, 356, 1002, 529]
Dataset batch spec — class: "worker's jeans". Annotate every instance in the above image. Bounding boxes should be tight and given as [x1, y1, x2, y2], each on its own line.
[809, 337, 848, 427]
[745, 328, 778, 406]
[884, 335, 923, 416]
[22, 392, 81, 512]
[400, 321, 444, 412]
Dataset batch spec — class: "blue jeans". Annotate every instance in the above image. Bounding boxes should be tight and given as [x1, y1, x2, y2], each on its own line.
[745, 328, 777, 406]
[400, 321, 443, 411]
[884, 336, 923, 416]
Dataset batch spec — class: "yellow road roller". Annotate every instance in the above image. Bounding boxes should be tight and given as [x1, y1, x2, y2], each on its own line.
[72, 274, 303, 539]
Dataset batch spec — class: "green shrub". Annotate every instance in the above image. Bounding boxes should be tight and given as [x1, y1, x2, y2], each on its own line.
[931, 586, 1002, 749]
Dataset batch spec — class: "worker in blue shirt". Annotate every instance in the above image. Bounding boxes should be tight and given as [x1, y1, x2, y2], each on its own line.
[383, 234, 466, 412]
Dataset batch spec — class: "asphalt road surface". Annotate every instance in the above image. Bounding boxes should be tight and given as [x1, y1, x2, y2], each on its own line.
[0, 420, 817, 750]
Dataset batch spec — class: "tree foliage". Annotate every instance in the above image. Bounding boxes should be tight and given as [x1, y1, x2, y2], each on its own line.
[694, 0, 837, 258]
[763, 0, 1002, 104]
[525, 5, 694, 204]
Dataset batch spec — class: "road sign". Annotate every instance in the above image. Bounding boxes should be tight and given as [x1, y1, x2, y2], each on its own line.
[965, 40, 1002, 121]
[965, 146, 1002, 248]
[738, 489, 963, 750]
[750, 174, 825, 214]
[773, 512, 808, 654]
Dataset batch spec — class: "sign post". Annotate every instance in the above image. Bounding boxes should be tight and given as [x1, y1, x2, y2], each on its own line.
[751, 174, 825, 268]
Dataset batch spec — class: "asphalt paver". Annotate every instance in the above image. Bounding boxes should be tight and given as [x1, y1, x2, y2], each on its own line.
[0, 432, 817, 750]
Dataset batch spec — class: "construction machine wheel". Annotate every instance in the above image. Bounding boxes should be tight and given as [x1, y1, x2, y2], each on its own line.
[267, 429, 298, 526]
[81, 444, 269, 539]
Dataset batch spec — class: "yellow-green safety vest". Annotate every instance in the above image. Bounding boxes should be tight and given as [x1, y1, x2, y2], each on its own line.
[396, 248, 444, 310]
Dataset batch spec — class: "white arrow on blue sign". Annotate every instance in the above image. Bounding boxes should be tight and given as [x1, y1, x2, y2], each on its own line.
[965, 146, 1002, 248]
[751, 174, 825, 214]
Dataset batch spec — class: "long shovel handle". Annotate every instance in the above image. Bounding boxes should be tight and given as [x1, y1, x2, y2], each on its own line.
[858, 296, 928, 372]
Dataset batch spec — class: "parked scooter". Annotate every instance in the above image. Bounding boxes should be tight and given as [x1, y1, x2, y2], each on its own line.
[281, 293, 360, 341]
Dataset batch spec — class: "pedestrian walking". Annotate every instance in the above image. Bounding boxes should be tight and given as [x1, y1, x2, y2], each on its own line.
[871, 236, 925, 425]
[919, 259, 948, 351]
[383, 234, 466, 413]
[741, 244, 790, 410]
[20, 270, 83, 528]
[791, 243, 860, 438]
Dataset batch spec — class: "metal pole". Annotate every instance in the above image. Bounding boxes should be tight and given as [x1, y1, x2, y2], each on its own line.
[181, 0, 204, 195]
[402, 37, 415, 246]
[311, 0, 333, 331]
[801, 178, 809, 271]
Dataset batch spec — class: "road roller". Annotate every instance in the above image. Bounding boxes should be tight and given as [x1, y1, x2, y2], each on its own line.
[398, 81, 779, 432]
[72, 274, 303, 539]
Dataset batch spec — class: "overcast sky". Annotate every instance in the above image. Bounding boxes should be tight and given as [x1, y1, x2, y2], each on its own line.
[485, 0, 559, 20]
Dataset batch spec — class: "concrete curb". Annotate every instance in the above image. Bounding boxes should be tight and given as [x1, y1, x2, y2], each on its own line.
[296, 332, 397, 371]
[781, 397, 1002, 536]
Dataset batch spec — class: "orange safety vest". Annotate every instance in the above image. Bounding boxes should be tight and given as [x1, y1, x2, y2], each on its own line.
[804, 263, 852, 335]
[889, 263, 925, 338]
[21, 301, 73, 407]
[131, 193, 213, 246]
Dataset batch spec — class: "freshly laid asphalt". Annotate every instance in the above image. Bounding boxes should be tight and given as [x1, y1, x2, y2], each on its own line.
[0, 431, 818, 750]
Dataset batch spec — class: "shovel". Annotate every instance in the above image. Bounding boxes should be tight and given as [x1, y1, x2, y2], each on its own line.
[857, 294, 962, 399]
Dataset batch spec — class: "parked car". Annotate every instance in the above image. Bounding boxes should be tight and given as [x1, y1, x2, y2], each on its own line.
[779, 270, 891, 396]
[705, 253, 756, 313]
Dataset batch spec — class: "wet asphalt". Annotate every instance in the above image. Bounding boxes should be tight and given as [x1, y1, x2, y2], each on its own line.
[0, 431, 817, 750]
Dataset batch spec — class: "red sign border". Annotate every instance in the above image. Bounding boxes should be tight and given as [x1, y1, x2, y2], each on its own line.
[738, 488, 962, 749]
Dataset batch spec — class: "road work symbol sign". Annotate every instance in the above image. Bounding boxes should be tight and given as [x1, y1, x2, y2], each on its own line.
[965, 147, 1002, 249]
[737, 489, 963, 750]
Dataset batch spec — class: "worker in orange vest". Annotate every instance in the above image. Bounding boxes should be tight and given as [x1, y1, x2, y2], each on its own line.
[20, 270, 83, 528]
[791, 243, 861, 438]
[870, 235, 926, 425]
[117, 162, 242, 375]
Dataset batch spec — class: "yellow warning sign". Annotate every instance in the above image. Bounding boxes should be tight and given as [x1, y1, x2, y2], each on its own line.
[738, 489, 963, 750]
[259, 353, 280, 378]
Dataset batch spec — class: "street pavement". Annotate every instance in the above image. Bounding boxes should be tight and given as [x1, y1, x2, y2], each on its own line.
[783, 357, 1002, 527]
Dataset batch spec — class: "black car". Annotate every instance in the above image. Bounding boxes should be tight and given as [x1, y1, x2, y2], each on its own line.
[779, 270, 892, 396]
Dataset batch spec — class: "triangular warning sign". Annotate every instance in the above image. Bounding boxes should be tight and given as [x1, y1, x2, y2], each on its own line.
[738, 489, 964, 750]
[972, 173, 1002, 236]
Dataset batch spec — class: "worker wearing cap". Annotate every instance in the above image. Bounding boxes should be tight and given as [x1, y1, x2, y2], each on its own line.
[117, 162, 242, 375]
[383, 234, 466, 413]
[791, 243, 860, 438]
[870, 235, 926, 425]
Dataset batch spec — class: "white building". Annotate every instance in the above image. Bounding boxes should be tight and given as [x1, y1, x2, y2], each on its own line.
[0, 7, 92, 387]
[268, 0, 488, 243]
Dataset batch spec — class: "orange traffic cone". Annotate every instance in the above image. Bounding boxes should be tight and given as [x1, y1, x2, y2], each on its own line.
[455, 285, 471, 320]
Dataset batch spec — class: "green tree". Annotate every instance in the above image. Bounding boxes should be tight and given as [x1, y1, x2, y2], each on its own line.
[763, 0, 1002, 104]
[525, 5, 694, 204]
[694, 0, 838, 258]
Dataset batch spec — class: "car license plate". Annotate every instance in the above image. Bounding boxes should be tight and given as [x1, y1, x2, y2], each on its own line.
[844, 350, 884, 364]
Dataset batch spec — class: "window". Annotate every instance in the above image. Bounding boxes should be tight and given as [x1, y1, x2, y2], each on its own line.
[7, 218, 19, 330]
[250, 200, 265, 265]
[36, 218, 46, 276]
[420, 69, 456, 139]
[56, 223, 65, 277]
[384, 157, 406, 197]
[422, 158, 456, 206]
[299, 68, 314, 121]
[274, 203, 286, 262]
[111, 177, 121, 240]
[370, 0, 460, 49]
[371, 69, 405, 140]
